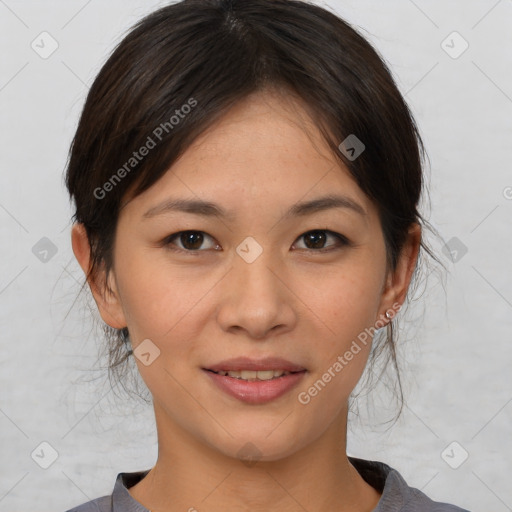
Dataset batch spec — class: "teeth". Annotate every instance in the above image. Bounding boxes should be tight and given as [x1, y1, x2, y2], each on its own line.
[214, 370, 292, 381]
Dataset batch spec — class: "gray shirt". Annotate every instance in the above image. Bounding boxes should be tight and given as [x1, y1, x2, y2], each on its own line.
[65, 457, 470, 512]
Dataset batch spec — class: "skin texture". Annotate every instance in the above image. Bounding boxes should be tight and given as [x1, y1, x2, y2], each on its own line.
[72, 89, 421, 512]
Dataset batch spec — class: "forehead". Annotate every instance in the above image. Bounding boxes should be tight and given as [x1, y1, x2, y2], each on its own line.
[121, 90, 377, 224]
[186, 89, 332, 171]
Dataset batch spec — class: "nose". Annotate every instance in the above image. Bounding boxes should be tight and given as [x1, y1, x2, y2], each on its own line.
[216, 250, 297, 340]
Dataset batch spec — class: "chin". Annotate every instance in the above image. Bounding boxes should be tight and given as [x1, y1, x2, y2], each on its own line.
[226, 437, 301, 464]
[201, 418, 315, 465]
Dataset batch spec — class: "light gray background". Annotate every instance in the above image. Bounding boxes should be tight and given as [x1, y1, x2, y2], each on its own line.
[0, 1, 511, 511]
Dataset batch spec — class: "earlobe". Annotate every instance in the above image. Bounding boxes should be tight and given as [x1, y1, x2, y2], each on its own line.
[71, 223, 127, 329]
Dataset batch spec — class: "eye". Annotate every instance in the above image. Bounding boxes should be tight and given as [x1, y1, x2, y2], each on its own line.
[293, 230, 349, 252]
[162, 229, 349, 254]
[164, 231, 220, 252]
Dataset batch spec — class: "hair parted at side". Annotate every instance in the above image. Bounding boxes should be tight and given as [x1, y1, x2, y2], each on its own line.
[65, 0, 443, 415]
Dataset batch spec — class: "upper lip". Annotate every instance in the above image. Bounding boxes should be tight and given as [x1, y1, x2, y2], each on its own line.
[205, 357, 306, 372]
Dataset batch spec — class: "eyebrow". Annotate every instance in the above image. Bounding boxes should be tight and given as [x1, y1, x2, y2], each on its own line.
[142, 194, 367, 221]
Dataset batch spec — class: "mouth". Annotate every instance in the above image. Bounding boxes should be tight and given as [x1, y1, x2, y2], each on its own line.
[202, 357, 307, 404]
[205, 356, 306, 374]
[205, 369, 299, 381]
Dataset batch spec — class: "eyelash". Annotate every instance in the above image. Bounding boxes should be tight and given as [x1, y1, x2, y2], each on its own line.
[162, 230, 350, 255]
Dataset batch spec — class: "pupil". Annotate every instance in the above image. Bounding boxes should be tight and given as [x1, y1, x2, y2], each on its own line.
[182, 231, 203, 250]
[305, 230, 326, 249]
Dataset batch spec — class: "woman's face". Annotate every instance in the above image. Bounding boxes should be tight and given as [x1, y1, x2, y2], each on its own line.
[75, 90, 417, 462]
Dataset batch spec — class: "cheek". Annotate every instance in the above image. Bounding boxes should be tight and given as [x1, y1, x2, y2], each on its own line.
[113, 246, 207, 340]
[304, 259, 385, 350]
[293, 253, 385, 410]
[295, 271, 380, 419]
[113, 249, 212, 400]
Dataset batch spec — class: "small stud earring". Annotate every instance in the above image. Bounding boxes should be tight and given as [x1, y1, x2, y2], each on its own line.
[385, 311, 392, 320]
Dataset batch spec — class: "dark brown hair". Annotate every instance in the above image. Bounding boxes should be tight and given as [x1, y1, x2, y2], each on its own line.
[65, 0, 441, 414]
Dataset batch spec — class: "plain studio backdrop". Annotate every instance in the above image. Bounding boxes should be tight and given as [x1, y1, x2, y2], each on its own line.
[0, 1, 511, 511]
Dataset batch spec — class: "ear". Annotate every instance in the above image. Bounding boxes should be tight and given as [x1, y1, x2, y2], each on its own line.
[71, 223, 127, 329]
[378, 222, 421, 318]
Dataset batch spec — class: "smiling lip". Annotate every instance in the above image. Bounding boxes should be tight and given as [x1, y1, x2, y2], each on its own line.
[205, 357, 306, 373]
[203, 357, 307, 405]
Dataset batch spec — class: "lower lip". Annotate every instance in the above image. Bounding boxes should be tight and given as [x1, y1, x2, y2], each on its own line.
[203, 369, 306, 404]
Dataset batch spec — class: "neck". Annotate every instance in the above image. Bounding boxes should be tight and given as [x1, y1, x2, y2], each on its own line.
[129, 403, 381, 512]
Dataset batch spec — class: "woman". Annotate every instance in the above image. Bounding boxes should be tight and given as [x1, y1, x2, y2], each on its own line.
[65, 0, 469, 510]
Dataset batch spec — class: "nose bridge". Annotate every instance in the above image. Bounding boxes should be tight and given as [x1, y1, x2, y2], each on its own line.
[236, 246, 277, 293]
[216, 240, 295, 338]
[234, 241, 282, 307]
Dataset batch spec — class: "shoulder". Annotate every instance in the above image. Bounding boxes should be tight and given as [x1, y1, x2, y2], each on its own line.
[64, 469, 150, 512]
[349, 457, 471, 512]
[64, 494, 111, 512]
[390, 479, 470, 512]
